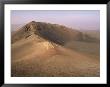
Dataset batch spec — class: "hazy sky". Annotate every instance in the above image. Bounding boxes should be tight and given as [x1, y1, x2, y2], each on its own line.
[11, 10, 100, 30]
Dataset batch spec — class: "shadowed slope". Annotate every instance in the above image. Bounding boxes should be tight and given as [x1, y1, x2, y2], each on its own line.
[12, 21, 99, 45]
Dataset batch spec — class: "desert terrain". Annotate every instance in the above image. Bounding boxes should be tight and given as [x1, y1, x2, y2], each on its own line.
[11, 21, 100, 77]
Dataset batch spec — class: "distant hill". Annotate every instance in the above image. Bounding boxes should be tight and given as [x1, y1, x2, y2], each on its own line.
[81, 30, 100, 39]
[11, 24, 25, 31]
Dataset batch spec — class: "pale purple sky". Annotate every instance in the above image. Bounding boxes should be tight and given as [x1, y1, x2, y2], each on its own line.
[11, 10, 100, 30]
